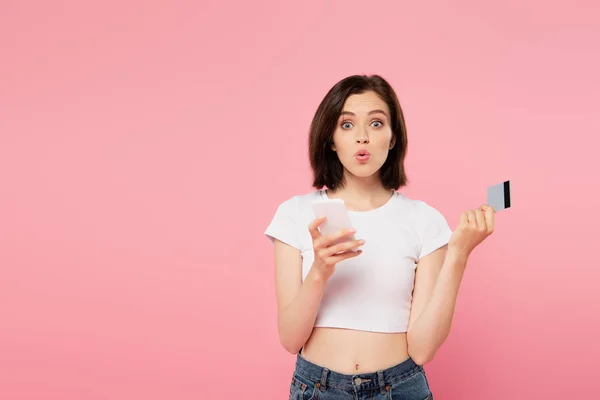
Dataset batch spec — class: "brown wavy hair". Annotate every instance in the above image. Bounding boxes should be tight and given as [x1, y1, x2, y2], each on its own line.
[308, 74, 409, 190]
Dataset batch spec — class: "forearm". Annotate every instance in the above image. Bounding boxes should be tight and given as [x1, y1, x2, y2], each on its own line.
[278, 268, 327, 354]
[407, 249, 469, 364]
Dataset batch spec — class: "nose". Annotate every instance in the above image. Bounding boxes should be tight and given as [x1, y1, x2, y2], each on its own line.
[356, 127, 369, 144]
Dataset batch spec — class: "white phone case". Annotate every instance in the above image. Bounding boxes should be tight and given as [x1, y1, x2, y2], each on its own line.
[311, 198, 358, 251]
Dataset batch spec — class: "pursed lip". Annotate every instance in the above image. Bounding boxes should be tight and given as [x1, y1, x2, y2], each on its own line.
[354, 149, 370, 156]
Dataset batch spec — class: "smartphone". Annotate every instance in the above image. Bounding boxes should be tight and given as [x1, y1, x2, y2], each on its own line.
[311, 198, 358, 251]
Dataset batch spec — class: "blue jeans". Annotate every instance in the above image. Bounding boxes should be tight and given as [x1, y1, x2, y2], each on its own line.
[289, 353, 433, 400]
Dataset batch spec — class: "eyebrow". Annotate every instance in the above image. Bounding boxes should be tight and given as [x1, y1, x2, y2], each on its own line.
[339, 109, 388, 117]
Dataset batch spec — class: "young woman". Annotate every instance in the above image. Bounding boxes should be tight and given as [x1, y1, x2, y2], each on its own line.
[265, 74, 495, 400]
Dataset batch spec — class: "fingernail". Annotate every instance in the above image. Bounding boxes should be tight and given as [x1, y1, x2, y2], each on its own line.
[359, 239, 365, 244]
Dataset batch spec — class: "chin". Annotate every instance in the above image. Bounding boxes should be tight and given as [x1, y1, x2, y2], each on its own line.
[347, 166, 380, 179]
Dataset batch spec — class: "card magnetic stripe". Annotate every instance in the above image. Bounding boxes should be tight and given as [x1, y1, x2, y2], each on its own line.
[503, 180, 511, 208]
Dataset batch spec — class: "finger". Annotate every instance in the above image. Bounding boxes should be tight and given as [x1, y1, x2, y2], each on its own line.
[323, 227, 357, 246]
[480, 204, 495, 214]
[459, 211, 469, 227]
[467, 210, 476, 226]
[481, 204, 495, 233]
[475, 208, 486, 230]
[308, 216, 326, 240]
[313, 227, 356, 250]
[329, 249, 363, 264]
[326, 239, 364, 256]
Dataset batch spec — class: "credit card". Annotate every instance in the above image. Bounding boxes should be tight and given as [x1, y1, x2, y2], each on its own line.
[487, 180, 511, 211]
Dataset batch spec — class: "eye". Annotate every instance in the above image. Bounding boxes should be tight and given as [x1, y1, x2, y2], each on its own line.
[341, 121, 353, 129]
[371, 120, 384, 128]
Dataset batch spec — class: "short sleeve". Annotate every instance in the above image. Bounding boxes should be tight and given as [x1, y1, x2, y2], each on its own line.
[419, 203, 453, 259]
[264, 197, 301, 250]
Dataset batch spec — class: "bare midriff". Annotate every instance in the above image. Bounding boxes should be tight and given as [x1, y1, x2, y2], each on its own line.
[300, 327, 410, 374]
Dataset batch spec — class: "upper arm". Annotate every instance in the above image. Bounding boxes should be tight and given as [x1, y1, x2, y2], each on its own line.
[406, 201, 453, 332]
[264, 197, 304, 317]
[406, 245, 447, 333]
[273, 239, 303, 316]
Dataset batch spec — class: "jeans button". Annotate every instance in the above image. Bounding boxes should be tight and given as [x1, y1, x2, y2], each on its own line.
[354, 377, 362, 385]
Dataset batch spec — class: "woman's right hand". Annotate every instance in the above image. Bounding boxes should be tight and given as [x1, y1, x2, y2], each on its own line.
[308, 216, 364, 281]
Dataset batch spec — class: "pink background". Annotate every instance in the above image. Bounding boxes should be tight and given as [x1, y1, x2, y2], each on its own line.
[1, 1, 599, 399]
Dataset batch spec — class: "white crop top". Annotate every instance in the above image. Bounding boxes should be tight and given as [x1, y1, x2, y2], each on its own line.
[264, 189, 453, 333]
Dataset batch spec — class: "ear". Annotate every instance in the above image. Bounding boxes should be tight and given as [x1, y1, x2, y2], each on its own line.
[331, 141, 336, 152]
[389, 134, 396, 150]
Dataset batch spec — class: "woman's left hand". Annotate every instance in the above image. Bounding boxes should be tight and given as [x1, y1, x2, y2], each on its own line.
[448, 204, 495, 257]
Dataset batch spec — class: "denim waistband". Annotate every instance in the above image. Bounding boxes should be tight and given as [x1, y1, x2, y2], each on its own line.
[294, 352, 423, 393]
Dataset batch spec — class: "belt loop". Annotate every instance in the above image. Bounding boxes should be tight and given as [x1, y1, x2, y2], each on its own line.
[377, 370, 386, 394]
[319, 367, 329, 391]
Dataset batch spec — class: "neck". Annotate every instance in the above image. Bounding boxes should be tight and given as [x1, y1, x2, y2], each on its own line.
[326, 173, 392, 210]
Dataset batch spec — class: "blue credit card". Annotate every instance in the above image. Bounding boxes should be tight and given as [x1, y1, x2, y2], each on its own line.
[487, 180, 511, 211]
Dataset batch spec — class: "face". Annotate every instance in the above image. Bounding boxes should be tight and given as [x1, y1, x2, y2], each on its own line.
[331, 91, 396, 180]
